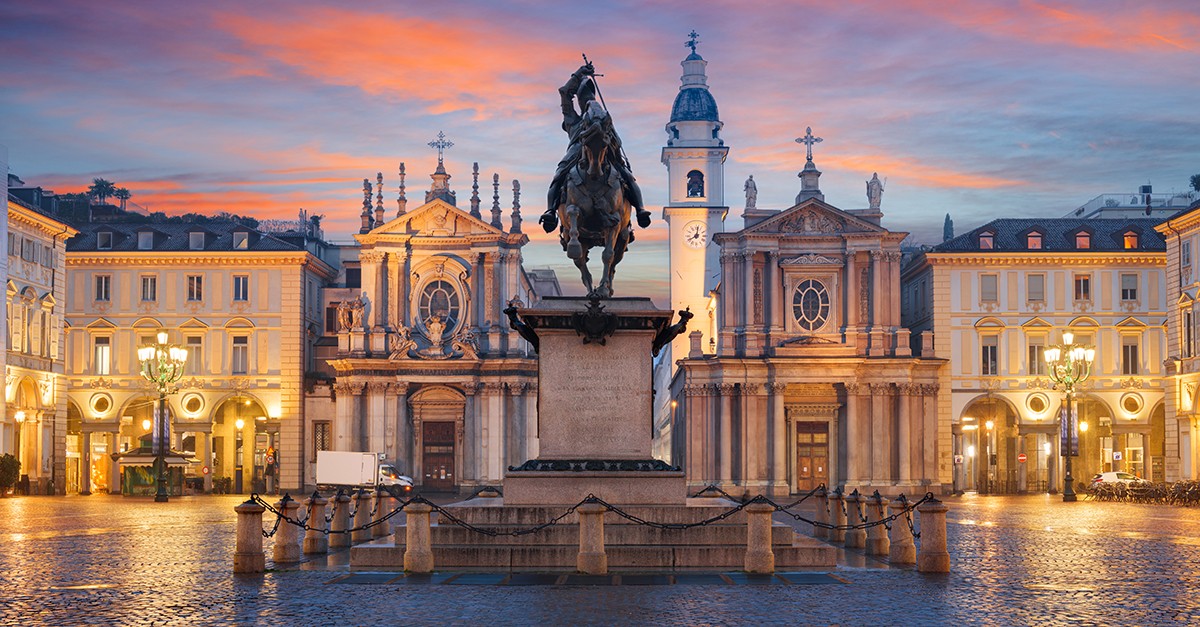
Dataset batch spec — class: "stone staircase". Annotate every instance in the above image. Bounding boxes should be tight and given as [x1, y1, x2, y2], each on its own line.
[350, 497, 837, 571]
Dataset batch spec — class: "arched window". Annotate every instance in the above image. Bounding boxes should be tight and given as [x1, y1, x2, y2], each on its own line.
[419, 280, 461, 336]
[792, 279, 831, 331]
[686, 170, 705, 198]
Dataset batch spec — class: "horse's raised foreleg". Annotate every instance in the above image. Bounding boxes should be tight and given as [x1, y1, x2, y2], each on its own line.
[576, 248, 593, 294]
[565, 204, 583, 260]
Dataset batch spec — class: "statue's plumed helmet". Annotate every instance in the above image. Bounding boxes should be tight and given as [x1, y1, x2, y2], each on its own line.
[576, 76, 597, 106]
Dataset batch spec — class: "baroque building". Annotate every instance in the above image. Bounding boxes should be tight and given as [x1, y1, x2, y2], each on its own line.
[1156, 201, 1200, 482]
[903, 217, 1168, 493]
[64, 215, 336, 494]
[305, 153, 558, 493]
[664, 130, 944, 497]
[5, 189, 77, 494]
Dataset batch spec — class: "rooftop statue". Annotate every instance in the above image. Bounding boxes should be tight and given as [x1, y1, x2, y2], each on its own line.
[539, 59, 652, 298]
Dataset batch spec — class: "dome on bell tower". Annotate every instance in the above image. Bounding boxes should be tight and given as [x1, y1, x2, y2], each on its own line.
[669, 47, 720, 123]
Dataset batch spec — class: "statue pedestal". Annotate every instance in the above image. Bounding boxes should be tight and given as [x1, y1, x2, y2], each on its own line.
[504, 297, 686, 505]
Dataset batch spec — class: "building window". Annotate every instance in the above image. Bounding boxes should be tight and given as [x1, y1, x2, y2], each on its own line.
[94, 336, 111, 376]
[978, 232, 994, 250]
[141, 275, 157, 302]
[41, 245, 53, 267]
[981, 336, 999, 376]
[980, 274, 998, 303]
[1028, 341, 1045, 376]
[326, 303, 340, 333]
[1075, 232, 1091, 249]
[231, 336, 249, 375]
[187, 275, 204, 302]
[686, 170, 705, 197]
[1027, 274, 1045, 303]
[791, 279, 831, 332]
[233, 232, 249, 250]
[345, 268, 362, 289]
[1124, 231, 1139, 249]
[419, 280, 462, 332]
[189, 232, 205, 250]
[1122, 336, 1140, 375]
[1026, 232, 1043, 250]
[1074, 274, 1091, 301]
[137, 231, 153, 250]
[97, 232, 113, 250]
[1120, 273, 1138, 301]
[1185, 309, 1195, 358]
[232, 275, 249, 302]
[186, 336, 203, 375]
[1184, 241, 1193, 267]
[94, 275, 111, 302]
[313, 421, 332, 462]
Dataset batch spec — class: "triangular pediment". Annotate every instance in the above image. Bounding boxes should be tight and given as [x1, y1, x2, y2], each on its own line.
[86, 317, 117, 329]
[179, 317, 209, 329]
[740, 198, 887, 236]
[1022, 317, 1052, 328]
[1180, 288, 1198, 305]
[367, 199, 505, 238]
[1115, 316, 1147, 328]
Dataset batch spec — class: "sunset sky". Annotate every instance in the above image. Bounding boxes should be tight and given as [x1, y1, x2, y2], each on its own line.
[3, 1, 1198, 299]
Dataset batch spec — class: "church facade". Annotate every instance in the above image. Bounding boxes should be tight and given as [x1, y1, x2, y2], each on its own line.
[658, 44, 946, 497]
[304, 152, 558, 492]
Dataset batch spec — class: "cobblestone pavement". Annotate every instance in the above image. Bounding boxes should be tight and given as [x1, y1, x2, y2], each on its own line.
[2, 492, 1199, 625]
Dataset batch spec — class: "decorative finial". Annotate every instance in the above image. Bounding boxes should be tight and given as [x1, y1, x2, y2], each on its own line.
[396, 163, 407, 216]
[510, 179, 522, 234]
[686, 30, 700, 54]
[470, 162, 482, 219]
[795, 126, 823, 162]
[360, 178, 373, 233]
[491, 173, 502, 229]
[375, 172, 385, 225]
[428, 131, 454, 165]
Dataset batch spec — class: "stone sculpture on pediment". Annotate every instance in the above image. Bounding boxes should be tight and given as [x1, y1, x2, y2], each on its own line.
[777, 209, 843, 234]
[451, 328, 479, 360]
[779, 253, 841, 266]
[388, 325, 418, 360]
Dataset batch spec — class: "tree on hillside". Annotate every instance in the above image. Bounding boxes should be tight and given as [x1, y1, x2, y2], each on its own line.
[1191, 173, 1200, 193]
[113, 187, 131, 210]
[87, 178, 116, 205]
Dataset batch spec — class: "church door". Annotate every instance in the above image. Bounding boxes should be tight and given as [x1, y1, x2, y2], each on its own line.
[422, 421, 456, 491]
[795, 422, 829, 492]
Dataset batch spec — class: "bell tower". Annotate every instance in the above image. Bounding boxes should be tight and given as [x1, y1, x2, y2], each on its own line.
[662, 31, 727, 362]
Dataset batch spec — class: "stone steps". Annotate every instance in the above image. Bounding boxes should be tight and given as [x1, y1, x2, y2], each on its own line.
[389, 522, 800, 546]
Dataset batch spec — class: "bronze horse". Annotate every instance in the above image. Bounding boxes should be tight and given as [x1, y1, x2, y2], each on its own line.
[557, 100, 632, 298]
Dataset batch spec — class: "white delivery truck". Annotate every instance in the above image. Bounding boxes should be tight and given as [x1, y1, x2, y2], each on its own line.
[315, 451, 412, 492]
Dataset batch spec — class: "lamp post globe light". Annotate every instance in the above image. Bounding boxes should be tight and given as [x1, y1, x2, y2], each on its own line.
[1043, 331, 1095, 502]
[137, 331, 188, 503]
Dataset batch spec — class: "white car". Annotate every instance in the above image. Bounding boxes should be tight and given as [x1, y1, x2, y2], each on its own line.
[1090, 471, 1146, 485]
[378, 464, 414, 493]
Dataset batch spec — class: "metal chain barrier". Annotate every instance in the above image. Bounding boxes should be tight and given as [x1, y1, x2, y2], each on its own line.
[251, 492, 415, 537]
[590, 494, 755, 530]
[420, 497, 583, 537]
[872, 491, 892, 531]
[895, 494, 921, 539]
[773, 492, 936, 532]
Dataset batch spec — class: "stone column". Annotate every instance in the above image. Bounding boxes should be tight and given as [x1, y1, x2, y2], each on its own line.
[744, 251, 757, 350]
[742, 383, 764, 490]
[869, 383, 890, 483]
[845, 250, 858, 330]
[483, 382, 505, 482]
[461, 382, 480, 484]
[743, 501, 776, 573]
[768, 382, 788, 495]
[576, 502, 608, 575]
[1017, 434, 1028, 493]
[403, 501, 434, 573]
[233, 499, 266, 573]
[767, 252, 785, 341]
[494, 252, 508, 351]
[333, 382, 357, 451]
[387, 252, 401, 330]
[922, 384, 940, 484]
[898, 384, 914, 484]
[394, 384, 411, 475]
[272, 495, 302, 563]
[844, 383, 862, 483]
[869, 250, 884, 356]
[367, 382, 388, 455]
[108, 431, 120, 494]
[917, 497, 951, 573]
[718, 383, 735, 484]
[303, 492, 329, 554]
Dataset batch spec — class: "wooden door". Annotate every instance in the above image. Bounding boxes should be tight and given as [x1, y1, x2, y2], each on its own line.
[422, 421, 456, 491]
[795, 422, 829, 492]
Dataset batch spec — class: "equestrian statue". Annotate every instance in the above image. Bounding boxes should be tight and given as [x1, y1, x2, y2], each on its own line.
[539, 59, 652, 298]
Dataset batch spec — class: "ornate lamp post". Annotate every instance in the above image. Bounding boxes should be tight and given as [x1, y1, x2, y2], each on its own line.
[137, 331, 188, 503]
[1044, 332, 1095, 502]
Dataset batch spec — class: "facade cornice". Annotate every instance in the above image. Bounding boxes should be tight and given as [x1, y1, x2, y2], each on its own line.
[922, 252, 1165, 266]
[7, 200, 78, 238]
[66, 251, 332, 273]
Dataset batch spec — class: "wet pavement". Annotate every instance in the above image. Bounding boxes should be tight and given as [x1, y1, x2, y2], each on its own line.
[2, 492, 1199, 625]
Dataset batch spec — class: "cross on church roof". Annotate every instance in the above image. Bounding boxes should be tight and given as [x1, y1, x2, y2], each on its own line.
[428, 131, 454, 163]
[685, 30, 700, 54]
[795, 126, 823, 162]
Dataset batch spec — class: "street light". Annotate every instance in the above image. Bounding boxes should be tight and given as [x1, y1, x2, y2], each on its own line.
[1044, 331, 1095, 502]
[137, 330, 188, 503]
[235, 416, 245, 494]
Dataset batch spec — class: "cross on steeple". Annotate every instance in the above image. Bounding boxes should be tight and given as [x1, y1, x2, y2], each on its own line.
[685, 30, 700, 54]
[795, 126, 823, 162]
[428, 131, 454, 163]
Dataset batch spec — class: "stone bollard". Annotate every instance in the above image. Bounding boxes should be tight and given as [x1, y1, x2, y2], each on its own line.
[888, 495, 917, 565]
[865, 491, 890, 557]
[813, 486, 829, 540]
[829, 489, 847, 543]
[743, 501, 776, 574]
[351, 489, 374, 544]
[272, 494, 302, 564]
[303, 492, 329, 555]
[329, 490, 352, 549]
[372, 488, 394, 539]
[917, 497, 950, 573]
[843, 490, 867, 549]
[233, 498, 266, 574]
[403, 501, 434, 573]
[576, 502, 608, 575]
